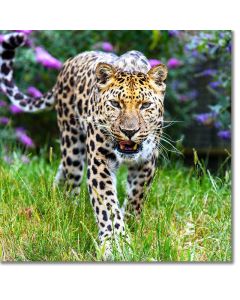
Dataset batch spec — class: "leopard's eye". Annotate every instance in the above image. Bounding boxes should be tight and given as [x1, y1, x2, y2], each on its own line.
[109, 100, 121, 109]
[140, 102, 152, 110]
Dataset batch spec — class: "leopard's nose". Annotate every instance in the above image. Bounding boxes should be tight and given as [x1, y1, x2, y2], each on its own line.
[119, 127, 140, 139]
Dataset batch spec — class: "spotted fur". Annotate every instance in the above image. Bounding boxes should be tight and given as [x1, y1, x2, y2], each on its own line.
[0, 33, 168, 259]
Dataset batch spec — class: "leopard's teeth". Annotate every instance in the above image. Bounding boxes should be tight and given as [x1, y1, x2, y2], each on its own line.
[133, 144, 137, 150]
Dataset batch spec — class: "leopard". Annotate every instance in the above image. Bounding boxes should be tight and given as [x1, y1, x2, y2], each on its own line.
[0, 32, 168, 260]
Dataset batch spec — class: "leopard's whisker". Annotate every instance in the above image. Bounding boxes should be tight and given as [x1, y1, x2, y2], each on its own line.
[161, 132, 183, 144]
[157, 144, 170, 162]
[159, 138, 183, 156]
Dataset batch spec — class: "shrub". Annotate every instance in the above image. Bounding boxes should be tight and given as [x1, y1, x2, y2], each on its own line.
[0, 30, 231, 156]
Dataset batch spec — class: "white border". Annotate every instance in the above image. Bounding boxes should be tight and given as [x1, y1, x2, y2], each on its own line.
[0, 0, 239, 29]
[0, 0, 239, 299]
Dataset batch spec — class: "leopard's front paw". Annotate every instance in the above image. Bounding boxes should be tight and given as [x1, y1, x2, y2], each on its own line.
[98, 234, 132, 261]
[99, 240, 114, 261]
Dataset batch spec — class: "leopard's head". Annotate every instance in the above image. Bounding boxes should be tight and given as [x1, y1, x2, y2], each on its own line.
[95, 62, 167, 158]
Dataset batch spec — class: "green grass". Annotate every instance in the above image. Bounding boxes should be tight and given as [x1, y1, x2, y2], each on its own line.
[0, 151, 231, 262]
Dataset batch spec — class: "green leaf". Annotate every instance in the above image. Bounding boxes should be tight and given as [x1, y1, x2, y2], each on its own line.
[150, 30, 161, 50]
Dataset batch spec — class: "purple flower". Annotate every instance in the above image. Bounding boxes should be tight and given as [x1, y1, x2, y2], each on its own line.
[24, 38, 33, 47]
[0, 34, 4, 43]
[219, 32, 225, 39]
[27, 86, 43, 98]
[15, 127, 26, 133]
[185, 36, 201, 50]
[217, 130, 231, 140]
[21, 155, 30, 164]
[195, 112, 216, 126]
[102, 42, 114, 52]
[35, 47, 62, 70]
[3, 155, 13, 164]
[168, 30, 180, 37]
[201, 69, 217, 77]
[149, 59, 161, 67]
[0, 117, 10, 125]
[200, 32, 213, 40]
[171, 80, 180, 90]
[178, 91, 198, 102]
[187, 90, 198, 100]
[179, 95, 189, 103]
[9, 104, 23, 114]
[16, 128, 35, 148]
[214, 121, 222, 129]
[20, 134, 35, 148]
[3, 154, 30, 164]
[227, 42, 231, 53]
[15, 30, 33, 35]
[0, 100, 7, 107]
[167, 58, 182, 69]
[191, 50, 201, 58]
[209, 81, 221, 89]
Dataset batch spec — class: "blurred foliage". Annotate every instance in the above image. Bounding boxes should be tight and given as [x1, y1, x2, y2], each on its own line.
[0, 30, 231, 154]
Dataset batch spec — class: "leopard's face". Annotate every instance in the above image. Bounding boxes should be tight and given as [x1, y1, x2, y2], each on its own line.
[95, 63, 167, 158]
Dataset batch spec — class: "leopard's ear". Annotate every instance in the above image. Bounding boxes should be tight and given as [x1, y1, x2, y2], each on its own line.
[95, 63, 116, 88]
[147, 64, 168, 86]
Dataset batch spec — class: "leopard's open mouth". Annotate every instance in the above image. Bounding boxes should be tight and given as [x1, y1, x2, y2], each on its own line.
[117, 140, 142, 154]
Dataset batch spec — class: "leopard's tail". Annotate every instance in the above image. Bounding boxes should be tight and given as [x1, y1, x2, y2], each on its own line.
[0, 32, 56, 113]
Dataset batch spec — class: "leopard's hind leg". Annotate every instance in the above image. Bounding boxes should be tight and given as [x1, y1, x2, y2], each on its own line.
[54, 118, 86, 196]
[53, 61, 87, 195]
